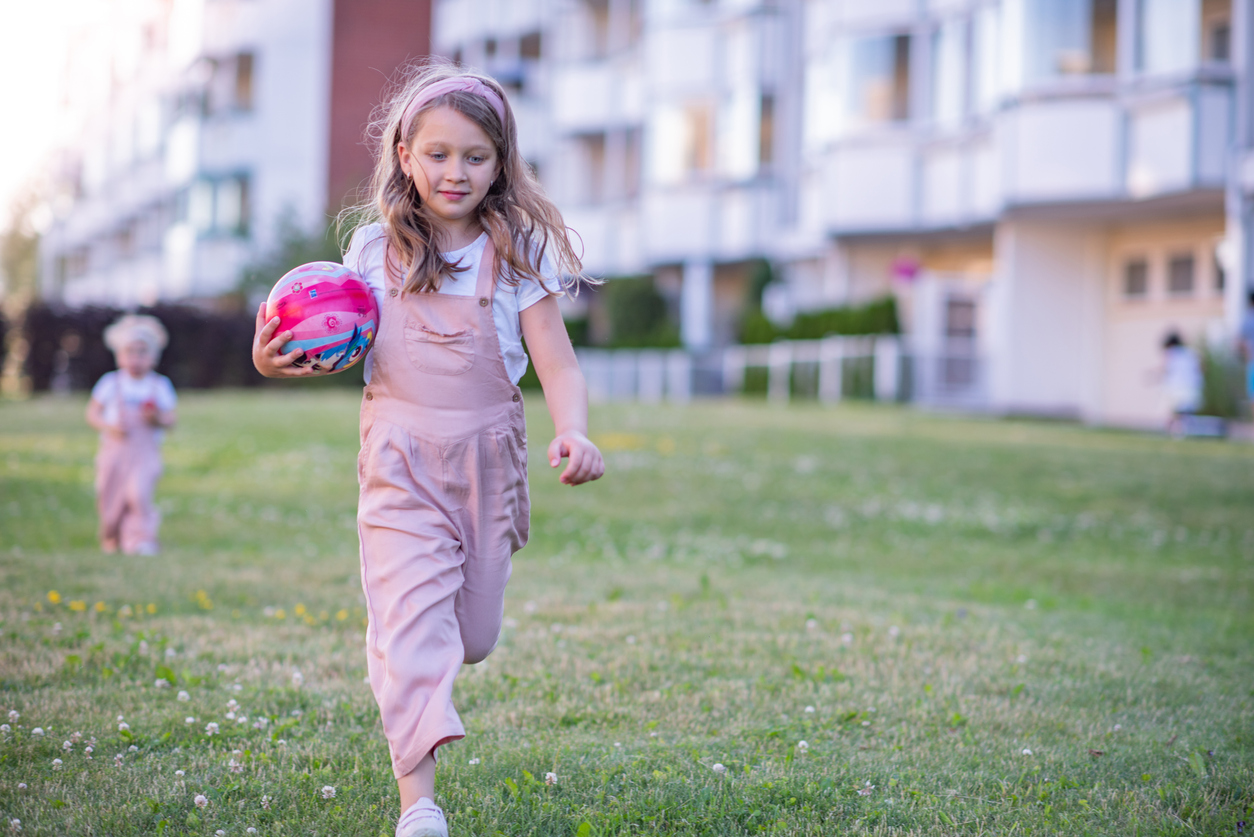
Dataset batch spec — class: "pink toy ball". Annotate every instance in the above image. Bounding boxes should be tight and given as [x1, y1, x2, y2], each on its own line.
[265, 262, 379, 375]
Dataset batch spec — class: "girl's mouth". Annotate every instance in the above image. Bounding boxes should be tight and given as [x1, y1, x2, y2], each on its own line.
[439, 191, 469, 200]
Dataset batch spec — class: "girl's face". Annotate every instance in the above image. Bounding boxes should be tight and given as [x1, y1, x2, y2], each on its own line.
[117, 340, 156, 377]
[399, 105, 500, 244]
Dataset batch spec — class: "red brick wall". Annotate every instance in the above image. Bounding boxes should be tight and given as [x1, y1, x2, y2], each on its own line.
[327, 0, 432, 212]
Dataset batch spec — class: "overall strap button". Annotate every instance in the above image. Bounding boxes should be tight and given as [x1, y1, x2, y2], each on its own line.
[479, 297, 489, 307]
[512, 393, 521, 402]
[389, 288, 398, 297]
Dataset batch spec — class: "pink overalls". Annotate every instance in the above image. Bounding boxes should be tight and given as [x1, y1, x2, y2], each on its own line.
[95, 385, 164, 553]
[357, 241, 530, 779]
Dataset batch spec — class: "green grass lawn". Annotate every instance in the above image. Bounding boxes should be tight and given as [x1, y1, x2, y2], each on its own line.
[1, 391, 1251, 836]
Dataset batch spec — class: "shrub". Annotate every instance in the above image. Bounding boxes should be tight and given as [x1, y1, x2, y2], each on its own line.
[602, 276, 680, 348]
[739, 295, 900, 344]
[1199, 342, 1249, 420]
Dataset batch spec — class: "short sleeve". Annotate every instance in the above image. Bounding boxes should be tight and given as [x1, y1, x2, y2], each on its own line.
[514, 250, 563, 312]
[91, 372, 116, 404]
[344, 224, 389, 315]
[153, 375, 178, 410]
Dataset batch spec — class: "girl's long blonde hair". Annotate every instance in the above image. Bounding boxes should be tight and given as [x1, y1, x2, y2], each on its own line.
[349, 60, 585, 295]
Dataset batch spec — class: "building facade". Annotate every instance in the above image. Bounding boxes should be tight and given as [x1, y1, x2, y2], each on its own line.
[436, 0, 1250, 426]
[39, 0, 431, 307]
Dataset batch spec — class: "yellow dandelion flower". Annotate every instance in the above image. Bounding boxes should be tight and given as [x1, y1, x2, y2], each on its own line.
[146, 603, 157, 614]
[336, 609, 348, 621]
[94, 601, 107, 613]
[303, 615, 315, 625]
[69, 600, 87, 612]
[47, 591, 61, 605]
[275, 609, 287, 620]
[294, 604, 307, 616]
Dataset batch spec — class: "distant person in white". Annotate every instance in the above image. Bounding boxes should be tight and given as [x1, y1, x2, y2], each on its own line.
[1160, 331, 1201, 436]
[86, 315, 177, 554]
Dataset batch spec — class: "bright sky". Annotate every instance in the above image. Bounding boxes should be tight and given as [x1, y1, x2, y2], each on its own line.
[0, 2, 102, 224]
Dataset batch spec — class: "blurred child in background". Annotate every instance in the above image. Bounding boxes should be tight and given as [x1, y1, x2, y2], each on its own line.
[1160, 331, 1202, 437]
[86, 314, 177, 554]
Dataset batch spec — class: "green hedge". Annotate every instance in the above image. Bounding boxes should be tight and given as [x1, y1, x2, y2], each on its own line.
[741, 295, 899, 344]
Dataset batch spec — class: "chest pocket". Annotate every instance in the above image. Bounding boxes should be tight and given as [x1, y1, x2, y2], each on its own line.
[404, 319, 476, 375]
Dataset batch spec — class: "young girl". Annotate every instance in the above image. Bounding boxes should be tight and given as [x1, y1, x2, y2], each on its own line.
[86, 314, 177, 555]
[253, 64, 604, 837]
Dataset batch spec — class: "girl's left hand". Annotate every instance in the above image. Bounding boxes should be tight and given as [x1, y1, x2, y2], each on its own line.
[548, 431, 604, 486]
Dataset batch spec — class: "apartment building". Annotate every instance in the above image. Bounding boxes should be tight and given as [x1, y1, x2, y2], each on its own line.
[437, 0, 1250, 426]
[39, 0, 431, 307]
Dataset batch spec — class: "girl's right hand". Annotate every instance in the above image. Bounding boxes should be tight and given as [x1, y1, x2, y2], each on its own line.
[252, 303, 316, 378]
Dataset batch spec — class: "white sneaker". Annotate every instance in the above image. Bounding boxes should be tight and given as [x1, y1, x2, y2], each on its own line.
[396, 798, 447, 837]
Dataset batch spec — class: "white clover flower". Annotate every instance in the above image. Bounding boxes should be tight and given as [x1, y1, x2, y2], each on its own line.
[858, 781, 874, 796]
[128, 745, 138, 752]
[543, 771, 558, 786]
[62, 741, 72, 752]
[1113, 724, 1122, 732]
[320, 785, 336, 799]
[216, 831, 226, 837]
[217, 664, 229, 673]
[712, 763, 727, 774]
[118, 722, 130, 732]
[232, 684, 242, 693]
[7, 711, 17, 723]
[51, 623, 61, 634]
[805, 618, 818, 630]
[290, 710, 302, 717]
[804, 706, 816, 714]
[261, 795, 272, 810]
[238, 715, 249, 724]
[205, 722, 219, 736]
[51, 758, 62, 769]
[229, 759, 243, 773]
[16, 783, 26, 791]
[84, 746, 93, 759]
[185, 717, 195, 724]
[1016, 654, 1028, 664]
[154, 679, 169, 689]
[31, 728, 43, 737]
[117, 715, 125, 722]
[888, 625, 900, 638]
[841, 632, 853, 645]
[175, 770, 185, 777]
[247, 828, 257, 834]
[468, 758, 480, 765]
[797, 740, 809, 754]
[276, 739, 287, 746]
[1022, 748, 1033, 756]
[226, 712, 236, 720]
[252, 718, 268, 730]
[9, 818, 20, 832]
[227, 699, 239, 711]
[194, 794, 208, 808]
[69, 732, 82, 743]
[114, 754, 123, 766]
[0, 725, 9, 734]
[177, 691, 190, 702]
[292, 672, 304, 687]
[165, 648, 177, 659]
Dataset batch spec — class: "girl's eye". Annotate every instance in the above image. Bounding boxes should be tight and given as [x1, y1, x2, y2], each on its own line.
[428, 152, 446, 161]
[468, 156, 485, 164]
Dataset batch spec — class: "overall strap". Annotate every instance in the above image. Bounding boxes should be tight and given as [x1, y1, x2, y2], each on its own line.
[474, 239, 498, 301]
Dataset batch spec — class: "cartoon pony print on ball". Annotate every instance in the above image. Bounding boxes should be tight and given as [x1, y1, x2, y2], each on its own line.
[265, 262, 379, 374]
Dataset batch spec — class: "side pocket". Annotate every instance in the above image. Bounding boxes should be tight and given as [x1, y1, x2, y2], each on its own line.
[404, 320, 475, 375]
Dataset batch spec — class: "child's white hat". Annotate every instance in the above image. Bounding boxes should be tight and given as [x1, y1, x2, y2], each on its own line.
[103, 314, 168, 358]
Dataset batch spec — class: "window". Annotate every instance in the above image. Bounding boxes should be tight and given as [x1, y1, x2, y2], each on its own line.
[844, 34, 911, 130]
[1202, 0, 1232, 63]
[1123, 258, 1149, 298]
[759, 94, 775, 166]
[932, 18, 967, 128]
[1023, 0, 1117, 82]
[1214, 252, 1225, 291]
[1167, 253, 1195, 296]
[944, 298, 977, 340]
[520, 31, 542, 60]
[235, 53, 254, 111]
[684, 102, 713, 173]
[179, 174, 250, 236]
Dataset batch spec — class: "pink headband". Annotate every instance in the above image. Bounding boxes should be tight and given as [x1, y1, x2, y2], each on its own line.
[401, 77, 507, 135]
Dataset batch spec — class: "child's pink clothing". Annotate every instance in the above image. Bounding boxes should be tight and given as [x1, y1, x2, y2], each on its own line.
[92, 371, 174, 553]
[357, 240, 530, 779]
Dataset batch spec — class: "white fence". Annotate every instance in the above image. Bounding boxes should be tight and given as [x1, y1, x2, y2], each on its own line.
[577, 336, 922, 404]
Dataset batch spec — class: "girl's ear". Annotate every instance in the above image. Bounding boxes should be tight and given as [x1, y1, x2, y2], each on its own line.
[397, 141, 413, 178]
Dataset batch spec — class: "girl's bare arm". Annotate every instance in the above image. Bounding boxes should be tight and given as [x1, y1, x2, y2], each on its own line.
[520, 296, 605, 486]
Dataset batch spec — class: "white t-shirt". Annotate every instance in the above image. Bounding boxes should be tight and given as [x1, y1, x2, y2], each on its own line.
[90, 371, 178, 439]
[344, 225, 560, 385]
[1163, 346, 1202, 412]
